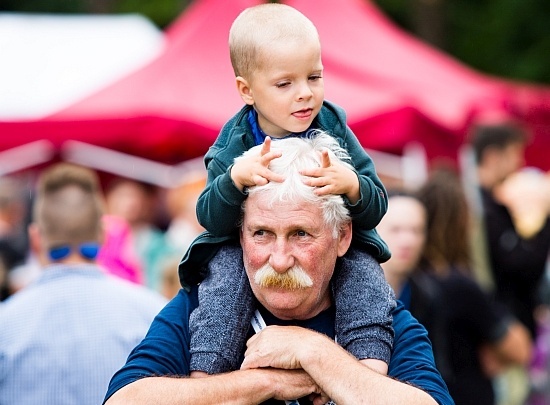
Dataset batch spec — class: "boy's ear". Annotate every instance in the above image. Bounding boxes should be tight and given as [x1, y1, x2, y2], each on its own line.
[236, 76, 254, 105]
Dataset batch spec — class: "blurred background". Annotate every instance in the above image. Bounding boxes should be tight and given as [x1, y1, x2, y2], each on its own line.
[2, 0, 549, 84]
[1, 0, 549, 183]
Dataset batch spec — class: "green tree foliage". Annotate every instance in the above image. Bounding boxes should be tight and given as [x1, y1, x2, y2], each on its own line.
[0, 0, 86, 13]
[115, 0, 190, 28]
[1, 0, 548, 83]
[374, 0, 550, 84]
[446, 0, 550, 84]
[0, 0, 190, 27]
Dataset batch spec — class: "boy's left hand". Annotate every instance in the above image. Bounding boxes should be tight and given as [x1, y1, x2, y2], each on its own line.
[300, 149, 360, 204]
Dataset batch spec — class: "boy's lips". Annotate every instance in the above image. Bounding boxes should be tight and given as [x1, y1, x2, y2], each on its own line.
[292, 108, 313, 120]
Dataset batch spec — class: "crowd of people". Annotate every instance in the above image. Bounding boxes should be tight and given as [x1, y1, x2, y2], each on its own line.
[1, 3, 550, 405]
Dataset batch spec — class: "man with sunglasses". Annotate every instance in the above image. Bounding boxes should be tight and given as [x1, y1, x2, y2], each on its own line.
[0, 163, 167, 405]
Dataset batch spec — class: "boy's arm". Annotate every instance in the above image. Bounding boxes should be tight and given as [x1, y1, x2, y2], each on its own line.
[196, 163, 248, 237]
[300, 128, 387, 230]
[196, 138, 284, 237]
[342, 128, 388, 229]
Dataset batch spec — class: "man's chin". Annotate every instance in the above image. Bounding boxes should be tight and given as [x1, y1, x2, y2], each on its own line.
[258, 289, 306, 317]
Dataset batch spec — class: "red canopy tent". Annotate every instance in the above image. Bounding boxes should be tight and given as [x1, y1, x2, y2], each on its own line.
[0, 0, 260, 170]
[1, 0, 549, 174]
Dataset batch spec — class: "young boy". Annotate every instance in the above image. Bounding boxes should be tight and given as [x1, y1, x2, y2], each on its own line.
[179, 3, 394, 377]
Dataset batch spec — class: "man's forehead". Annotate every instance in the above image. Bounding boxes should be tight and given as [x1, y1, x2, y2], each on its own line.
[243, 196, 321, 227]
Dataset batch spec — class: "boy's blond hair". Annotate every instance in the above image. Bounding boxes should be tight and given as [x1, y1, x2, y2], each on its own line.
[229, 3, 320, 79]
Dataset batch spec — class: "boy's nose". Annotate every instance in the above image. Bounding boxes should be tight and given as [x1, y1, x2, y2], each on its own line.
[296, 83, 313, 101]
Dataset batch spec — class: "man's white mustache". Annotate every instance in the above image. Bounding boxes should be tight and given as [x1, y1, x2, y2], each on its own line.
[254, 262, 313, 290]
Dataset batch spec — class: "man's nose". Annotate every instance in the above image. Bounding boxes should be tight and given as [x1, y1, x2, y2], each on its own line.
[269, 239, 295, 273]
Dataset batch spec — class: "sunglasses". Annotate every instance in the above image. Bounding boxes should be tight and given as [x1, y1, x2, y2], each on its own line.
[48, 243, 100, 261]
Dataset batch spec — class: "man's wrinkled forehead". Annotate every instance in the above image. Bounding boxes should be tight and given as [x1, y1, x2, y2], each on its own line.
[243, 193, 317, 226]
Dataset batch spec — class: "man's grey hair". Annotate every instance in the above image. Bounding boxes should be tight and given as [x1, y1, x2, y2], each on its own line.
[237, 131, 351, 237]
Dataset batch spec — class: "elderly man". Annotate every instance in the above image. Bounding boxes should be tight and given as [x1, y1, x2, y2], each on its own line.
[105, 134, 453, 405]
[0, 163, 167, 405]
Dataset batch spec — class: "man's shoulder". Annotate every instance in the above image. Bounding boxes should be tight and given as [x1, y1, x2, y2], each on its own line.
[391, 300, 429, 340]
[157, 287, 199, 322]
[0, 271, 53, 320]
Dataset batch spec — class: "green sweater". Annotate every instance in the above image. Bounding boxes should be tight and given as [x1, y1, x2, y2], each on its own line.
[179, 100, 390, 288]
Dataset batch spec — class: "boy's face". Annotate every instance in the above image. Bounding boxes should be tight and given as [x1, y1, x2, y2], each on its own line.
[237, 36, 324, 137]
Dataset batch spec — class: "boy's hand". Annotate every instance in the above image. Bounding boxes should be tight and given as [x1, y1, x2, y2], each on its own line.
[300, 149, 360, 204]
[230, 137, 285, 191]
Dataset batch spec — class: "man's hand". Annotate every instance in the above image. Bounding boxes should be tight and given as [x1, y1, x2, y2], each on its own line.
[231, 137, 285, 191]
[300, 149, 360, 204]
[242, 326, 332, 404]
[268, 368, 327, 402]
[241, 325, 327, 371]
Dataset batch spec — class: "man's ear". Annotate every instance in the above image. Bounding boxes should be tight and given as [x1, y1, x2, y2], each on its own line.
[28, 222, 49, 266]
[236, 76, 254, 105]
[28, 223, 41, 256]
[337, 222, 353, 258]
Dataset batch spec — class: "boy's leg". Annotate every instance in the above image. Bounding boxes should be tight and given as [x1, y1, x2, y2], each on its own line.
[332, 247, 395, 364]
[189, 244, 254, 374]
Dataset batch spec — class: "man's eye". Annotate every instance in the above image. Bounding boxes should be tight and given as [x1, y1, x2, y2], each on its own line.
[296, 230, 308, 237]
[253, 230, 265, 236]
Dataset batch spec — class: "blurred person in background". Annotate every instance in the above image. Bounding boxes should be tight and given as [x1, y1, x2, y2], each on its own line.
[96, 213, 144, 284]
[471, 122, 550, 340]
[158, 256, 184, 300]
[378, 170, 532, 405]
[105, 178, 169, 289]
[158, 175, 206, 299]
[416, 169, 532, 405]
[0, 163, 167, 405]
[470, 123, 550, 405]
[0, 175, 31, 300]
[164, 175, 206, 254]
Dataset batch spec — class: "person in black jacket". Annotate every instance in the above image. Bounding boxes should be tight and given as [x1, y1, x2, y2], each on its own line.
[379, 173, 533, 405]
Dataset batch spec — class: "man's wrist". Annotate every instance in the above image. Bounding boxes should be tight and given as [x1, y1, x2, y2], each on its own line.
[295, 330, 331, 370]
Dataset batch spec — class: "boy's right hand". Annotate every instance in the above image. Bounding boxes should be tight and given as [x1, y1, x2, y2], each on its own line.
[230, 137, 285, 191]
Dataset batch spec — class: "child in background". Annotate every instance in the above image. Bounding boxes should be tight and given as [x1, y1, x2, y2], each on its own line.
[179, 3, 394, 377]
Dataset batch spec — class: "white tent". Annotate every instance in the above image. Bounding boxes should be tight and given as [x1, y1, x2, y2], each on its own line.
[0, 12, 165, 120]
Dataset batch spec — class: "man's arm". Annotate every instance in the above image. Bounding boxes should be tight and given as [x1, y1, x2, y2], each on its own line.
[242, 326, 438, 405]
[105, 368, 321, 405]
[103, 289, 326, 405]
